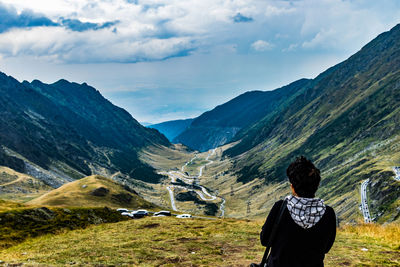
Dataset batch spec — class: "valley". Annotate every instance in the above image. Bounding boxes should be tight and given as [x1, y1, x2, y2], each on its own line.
[162, 148, 225, 215]
[0, 3, 399, 266]
[139, 144, 292, 220]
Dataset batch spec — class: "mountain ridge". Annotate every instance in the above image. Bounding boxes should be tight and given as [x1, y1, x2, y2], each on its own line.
[173, 78, 312, 151]
[0, 72, 170, 189]
[149, 118, 194, 142]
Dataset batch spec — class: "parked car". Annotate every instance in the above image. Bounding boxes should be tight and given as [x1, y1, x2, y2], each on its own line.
[176, 214, 192, 219]
[120, 212, 134, 218]
[154, 211, 171, 217]
[132, 209, 149, 218]
[117, 208, 129, 213]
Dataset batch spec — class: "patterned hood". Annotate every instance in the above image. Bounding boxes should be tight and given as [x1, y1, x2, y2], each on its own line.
[286, 195, 326, 229]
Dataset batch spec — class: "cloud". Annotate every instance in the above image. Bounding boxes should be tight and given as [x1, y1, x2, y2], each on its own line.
[0, 0, 399, 64]
[0, 3, 57, 33]
[59, 18, 119, 32]
[251, 40, 274, 51]
[0, 2, 119, 34]
[232, 13, 254, 23]
[0, 26, 195, 63]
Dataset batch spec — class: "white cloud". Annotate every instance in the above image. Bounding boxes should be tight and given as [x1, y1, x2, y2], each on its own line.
[264, 3, 296, 17]
[0, 0, 399, 63]
[0, 26, 194, 63]
[251, 40, 274, 51]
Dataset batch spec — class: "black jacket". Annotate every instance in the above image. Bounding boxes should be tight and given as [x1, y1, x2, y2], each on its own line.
[260, 200, 336, 267]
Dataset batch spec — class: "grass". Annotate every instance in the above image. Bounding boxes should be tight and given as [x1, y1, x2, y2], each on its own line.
[0, 216, 399, 266]
[0, 206, 128, 249]
[139, 144, 194, 171]
[0, 199, 27, 212]
[28, 175, 157, 210]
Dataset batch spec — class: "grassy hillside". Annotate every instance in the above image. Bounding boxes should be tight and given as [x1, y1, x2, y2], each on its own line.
[0, 199, 27, 212]
[0, 216, 398, 266]
[0, 166, 52, 202]
[28, 175, 157, 210]
[0, 205, 127, 249]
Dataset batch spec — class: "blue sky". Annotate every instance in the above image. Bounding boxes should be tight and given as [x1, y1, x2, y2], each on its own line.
[0, 0, 399, 124]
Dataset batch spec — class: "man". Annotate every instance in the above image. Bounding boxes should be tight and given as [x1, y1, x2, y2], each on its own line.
[260, 156, 336, 267]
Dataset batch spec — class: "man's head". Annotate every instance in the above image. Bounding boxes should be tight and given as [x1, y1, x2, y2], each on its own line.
[286, 156, 321, 198]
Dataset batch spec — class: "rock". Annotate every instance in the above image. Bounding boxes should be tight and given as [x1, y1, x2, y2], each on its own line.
[35, 207, 55, 220]
[63, 208, 71, 214]
[82, 184, 88, 189]
[90, 187, 109, 197]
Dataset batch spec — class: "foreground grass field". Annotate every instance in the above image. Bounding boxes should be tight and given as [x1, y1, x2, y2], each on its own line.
[1, 216, 399, 266]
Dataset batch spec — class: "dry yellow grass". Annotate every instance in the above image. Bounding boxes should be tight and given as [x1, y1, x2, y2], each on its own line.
[27, 175, 157, 210]
[139, 144, 194, 171]
[0, 199, 27, 212]
[339, 223, 400, 250]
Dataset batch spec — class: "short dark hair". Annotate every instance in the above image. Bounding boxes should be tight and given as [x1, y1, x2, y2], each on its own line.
[286, 156, 321, 198]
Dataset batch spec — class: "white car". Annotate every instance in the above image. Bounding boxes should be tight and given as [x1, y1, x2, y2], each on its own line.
[117, 208, 129, 213]
[176, 214, 192, 219]
[120, 212, 134, 218]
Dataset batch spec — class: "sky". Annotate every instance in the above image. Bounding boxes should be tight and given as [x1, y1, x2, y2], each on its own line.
[0, 0, 399, 124]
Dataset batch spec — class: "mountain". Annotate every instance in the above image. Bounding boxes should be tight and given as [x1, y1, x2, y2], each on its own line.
[28, 175, 158, 209]
[149, 118, 194, 141]
[173, 78, 312, 152]
[223, 23, 400, 222]
[0, 72, 170, 188]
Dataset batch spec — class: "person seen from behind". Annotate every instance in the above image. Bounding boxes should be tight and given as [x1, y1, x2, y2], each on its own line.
[259, 156, 336, 267]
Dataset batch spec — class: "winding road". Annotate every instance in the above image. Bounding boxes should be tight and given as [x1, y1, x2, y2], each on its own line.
[165, 148, 225, 217]
[360, 179, 372, 223]
[359, 166, 400, 222]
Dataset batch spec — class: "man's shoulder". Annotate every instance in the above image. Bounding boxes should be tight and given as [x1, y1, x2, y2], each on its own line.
[325, 205, 335, 213]
[324, 205, 336, 220]
[273, 199, 286, 209]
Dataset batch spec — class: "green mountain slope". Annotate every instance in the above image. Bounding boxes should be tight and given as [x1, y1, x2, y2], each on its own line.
[149, 118, 194, 141]
[0, 73, 170, 187]
[224, 23, 400, 222]
[174, 78, 312, 152]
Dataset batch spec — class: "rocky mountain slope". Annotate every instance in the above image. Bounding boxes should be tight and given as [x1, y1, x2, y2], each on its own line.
[0, 73, 170, 188]
[0, 166, 52, 202]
